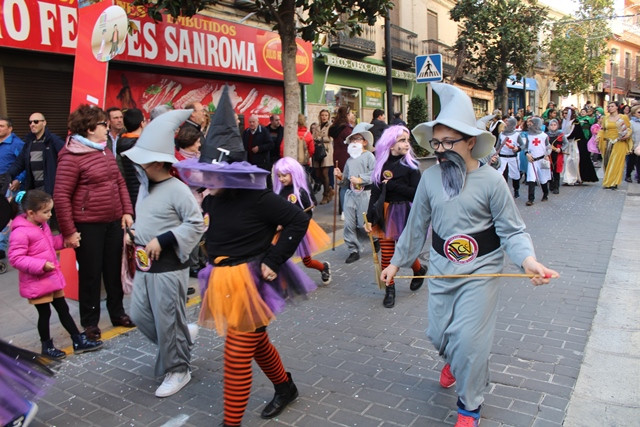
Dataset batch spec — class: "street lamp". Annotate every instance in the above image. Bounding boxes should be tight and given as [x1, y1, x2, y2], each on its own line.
[610, 48, 617, 102]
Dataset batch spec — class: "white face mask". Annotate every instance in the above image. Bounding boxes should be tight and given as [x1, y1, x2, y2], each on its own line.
[348, 142, 364, 159]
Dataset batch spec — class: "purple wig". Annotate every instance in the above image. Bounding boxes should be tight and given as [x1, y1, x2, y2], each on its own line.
[272, 156, 311, 208]
[372, 125, 418, 185]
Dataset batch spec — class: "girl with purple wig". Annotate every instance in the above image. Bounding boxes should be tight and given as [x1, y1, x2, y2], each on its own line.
[272, 157, 332, 285]
[365, 126, 426, 308]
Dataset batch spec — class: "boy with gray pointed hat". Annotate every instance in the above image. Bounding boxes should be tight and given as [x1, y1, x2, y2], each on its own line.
[381, 83, 558, 427]
[334, 122, 376, 263]
[122, 109, 205, 398]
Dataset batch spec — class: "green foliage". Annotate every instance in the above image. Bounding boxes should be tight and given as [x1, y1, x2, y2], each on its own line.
[407, 96, 429, 157]
[132, 0, 393, 43]
[545, 0, 613, 96]
[450, 0, 548, 103]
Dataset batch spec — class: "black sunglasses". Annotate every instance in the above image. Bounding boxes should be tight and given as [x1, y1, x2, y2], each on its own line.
[96, 121, 108, 127]
[28, 120, 44, 124]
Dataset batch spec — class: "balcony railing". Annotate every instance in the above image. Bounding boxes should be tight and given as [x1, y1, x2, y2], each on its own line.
[328, 24, 376, 57]
[385, 24, 417, 68]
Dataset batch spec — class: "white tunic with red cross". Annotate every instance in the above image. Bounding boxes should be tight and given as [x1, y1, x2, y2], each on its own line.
[525, 132, 551, 184]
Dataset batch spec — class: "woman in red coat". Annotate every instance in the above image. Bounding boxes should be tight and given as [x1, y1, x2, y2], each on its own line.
[54, 105, 135, 341]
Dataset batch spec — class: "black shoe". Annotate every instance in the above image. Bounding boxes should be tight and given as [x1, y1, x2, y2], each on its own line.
[72, 333, 103, 354]
[0, 249, 5, 259]
[320, 262, 331, 285]
[611, 185, 618, 190]
[552, 189, 559, 194]
[513, 190, 519, 199]
[189, 267, 201, 278]
[187, 287, 196, 296]
[541, 195, 548, 202]
[261, 372, 299, 419]
[526, 200, 533, 206]
[625, 177, 632, 183]
[373, 238, 380, 253]
[345, 252, 360, 263]
[409, 265, 427, 291]
[111, 314, 135, 328]
[84, 325, 101, 341]
[41, 339, 66, 359]
[383, 285, 395, 308]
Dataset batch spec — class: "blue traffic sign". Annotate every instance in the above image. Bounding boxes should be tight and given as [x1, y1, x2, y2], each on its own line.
[415, 54, 443, 83]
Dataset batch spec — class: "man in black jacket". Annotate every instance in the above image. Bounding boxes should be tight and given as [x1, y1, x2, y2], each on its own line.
[242, 115, 273, 171]
[370, 109, 388, 146]
[8, 112, 64, 196]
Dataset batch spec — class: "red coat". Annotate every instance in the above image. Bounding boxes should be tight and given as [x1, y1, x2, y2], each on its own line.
[54, 136, 133, 237]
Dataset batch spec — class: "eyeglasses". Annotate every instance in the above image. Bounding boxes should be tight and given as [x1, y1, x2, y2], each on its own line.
[28, 120, 44, 124]
[350, 135, 364, 142]
[96, 121, 108, 127]
[429, 137, 466, 150]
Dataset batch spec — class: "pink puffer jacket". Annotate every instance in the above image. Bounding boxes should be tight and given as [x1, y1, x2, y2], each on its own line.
[8, 215, 66, 299]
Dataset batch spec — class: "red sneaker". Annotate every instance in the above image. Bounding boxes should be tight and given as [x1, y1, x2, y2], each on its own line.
[455, 410, 480, 427]
[439, 363, 456, 388]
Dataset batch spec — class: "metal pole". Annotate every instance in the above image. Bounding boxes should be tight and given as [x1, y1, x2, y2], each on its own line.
[427, 83, 433, 121]
[385, 14, 393, 123]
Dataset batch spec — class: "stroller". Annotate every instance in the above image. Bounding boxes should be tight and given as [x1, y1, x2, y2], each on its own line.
[0, 174, 14, 274]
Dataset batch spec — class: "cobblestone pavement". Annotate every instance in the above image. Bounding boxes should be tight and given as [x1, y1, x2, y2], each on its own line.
[2, 176, 637, 426]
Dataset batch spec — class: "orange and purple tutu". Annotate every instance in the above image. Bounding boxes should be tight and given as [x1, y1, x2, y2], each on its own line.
[198, 256, 316, 336]
[371, 201, 412, 241]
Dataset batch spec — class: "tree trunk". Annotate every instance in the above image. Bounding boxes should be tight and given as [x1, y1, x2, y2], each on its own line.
[278, 0, 301, 161]
[501, 77, 509, 114]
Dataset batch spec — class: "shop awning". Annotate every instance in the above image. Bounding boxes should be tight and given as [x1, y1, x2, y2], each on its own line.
[507, 76, 538, 90]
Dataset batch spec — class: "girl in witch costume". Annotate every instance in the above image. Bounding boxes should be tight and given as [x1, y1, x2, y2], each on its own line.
[174, 85, 316, 426]
[272, 157, 332, 285]
[545, 119, 567, 194]
[364, 125, 426, 308]
[382, 83, 557, 427]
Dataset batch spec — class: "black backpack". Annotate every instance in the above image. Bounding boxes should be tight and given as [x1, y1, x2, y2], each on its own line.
[313, 140, 327, 163]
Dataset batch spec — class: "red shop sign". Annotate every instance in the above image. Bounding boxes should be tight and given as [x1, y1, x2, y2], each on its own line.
[0, 0, 313, 84]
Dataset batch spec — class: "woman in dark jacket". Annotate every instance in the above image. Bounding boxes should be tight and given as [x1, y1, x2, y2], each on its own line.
[54, 104, 135, 341]
[328, 106, 354, 214]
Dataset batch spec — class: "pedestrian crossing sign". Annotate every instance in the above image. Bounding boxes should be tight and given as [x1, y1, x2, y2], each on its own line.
[415, 54, 443, 83]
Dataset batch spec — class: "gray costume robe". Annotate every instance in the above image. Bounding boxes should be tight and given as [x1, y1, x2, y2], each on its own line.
[391, 163, 535, 410]
[339, 150, 375, 254]
[130, 177, 205, 377]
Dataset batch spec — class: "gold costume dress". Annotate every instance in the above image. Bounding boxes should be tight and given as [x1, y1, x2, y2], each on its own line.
[598, 114, 633, 188]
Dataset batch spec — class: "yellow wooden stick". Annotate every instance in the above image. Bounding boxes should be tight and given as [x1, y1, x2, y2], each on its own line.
[395, 273, 558, 279]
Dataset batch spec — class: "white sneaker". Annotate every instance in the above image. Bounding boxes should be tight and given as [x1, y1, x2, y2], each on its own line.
[340, 212, 345, 221]
[155, 370, 191, 397]
[188, 323, 199, 342]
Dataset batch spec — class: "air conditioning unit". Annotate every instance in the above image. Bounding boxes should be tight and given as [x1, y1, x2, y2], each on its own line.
[549, 81, 557, 91]
[596, 82, 603, 92]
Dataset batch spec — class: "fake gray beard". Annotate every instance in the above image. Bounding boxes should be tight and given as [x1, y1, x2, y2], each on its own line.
[436, 151, 467, 200]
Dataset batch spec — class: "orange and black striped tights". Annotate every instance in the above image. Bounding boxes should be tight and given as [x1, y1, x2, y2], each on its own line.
[380, 239, 422, 284]
[302, 256, 324, 271]
[223, 327, 288, 426]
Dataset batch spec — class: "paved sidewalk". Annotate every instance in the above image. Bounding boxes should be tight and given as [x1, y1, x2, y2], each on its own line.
[0, 172, 638, 426]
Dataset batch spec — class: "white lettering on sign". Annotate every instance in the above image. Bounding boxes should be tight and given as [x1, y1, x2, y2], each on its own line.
[163, 28, 257, 71]
[324, 54, 413, 80]
[59, 6, 75, 48]
[38, 2, 56, 45]
[4, 0, 30, 41]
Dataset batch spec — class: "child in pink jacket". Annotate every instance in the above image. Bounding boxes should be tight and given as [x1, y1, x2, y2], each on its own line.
[8, 190, 103, 359]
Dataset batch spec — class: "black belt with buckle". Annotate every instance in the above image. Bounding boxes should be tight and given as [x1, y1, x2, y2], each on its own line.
[499, 153, 517, 158]
[533, 155, 545, 161]
[432, 226, 501, 259]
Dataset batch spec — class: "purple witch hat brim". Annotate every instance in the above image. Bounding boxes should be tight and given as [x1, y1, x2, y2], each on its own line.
[173, 158, 268, 190]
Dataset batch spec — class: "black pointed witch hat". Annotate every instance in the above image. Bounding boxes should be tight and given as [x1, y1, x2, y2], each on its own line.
[199, 84, 246, 164]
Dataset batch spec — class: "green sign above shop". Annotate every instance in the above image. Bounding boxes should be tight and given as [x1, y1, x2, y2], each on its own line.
[323, 54, 415, 81]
